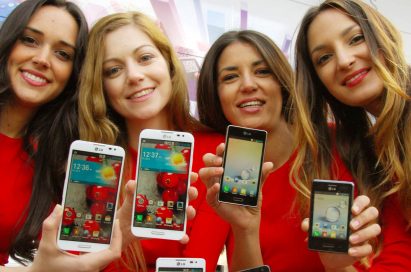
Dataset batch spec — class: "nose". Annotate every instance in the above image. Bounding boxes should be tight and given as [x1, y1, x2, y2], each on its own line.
[336, 48, 355, 70]
[127, 60, 144, 84]
[32, 47, 51, 69]
[240, 72, 257, 92]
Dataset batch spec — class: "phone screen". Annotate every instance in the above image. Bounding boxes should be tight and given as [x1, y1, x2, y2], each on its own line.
[220, 126, 266, 206]
[311, 192, 350, 240]
[309, 180, 353, 252]
[59, 150, 122, 244]
[133, 138, 192, 231]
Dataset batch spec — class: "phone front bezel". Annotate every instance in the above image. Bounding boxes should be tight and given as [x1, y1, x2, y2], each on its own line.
[131, 129, 194, 241]
[218, 125, 267, 207]
[57, 140, 125, 252]
[308, 179, 354, 253]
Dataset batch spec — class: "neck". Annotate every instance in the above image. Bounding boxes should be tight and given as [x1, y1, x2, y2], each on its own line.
[0, 102, 37, 138]
[264, 121, 295, 171]
[365, 96, 383, 117]
[126, 112, 173, 150]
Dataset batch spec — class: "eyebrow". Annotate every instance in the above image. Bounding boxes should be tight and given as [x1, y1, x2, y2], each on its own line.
[310, 24, 358, 55]
[25, 26, 76, 50]
[218, 59, 265, 75]
[103, 44, 155, 64]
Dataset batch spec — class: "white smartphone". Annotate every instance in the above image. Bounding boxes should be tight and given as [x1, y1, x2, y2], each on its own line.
[57, 140, 125, 252]
[131, 129, 194, 240]
[156, 258, 205, 272]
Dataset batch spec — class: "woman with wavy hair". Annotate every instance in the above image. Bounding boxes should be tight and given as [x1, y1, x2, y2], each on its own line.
[1, 0, 123, 271]
[77, 11, 228, 271]
[197, 29, 380, 271]
[292, 0, 411, 269]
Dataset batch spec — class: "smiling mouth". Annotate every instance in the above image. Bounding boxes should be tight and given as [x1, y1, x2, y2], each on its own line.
[128, 88, 154, 99]
[238, 100, 265, 108]
[22, 71, 48, 84]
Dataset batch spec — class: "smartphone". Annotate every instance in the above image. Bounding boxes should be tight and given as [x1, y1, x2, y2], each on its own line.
[57, 140, 125, 252]
[308, 179, 354, 253]
[131, 129, 194, 240]
[156, 258, 205, 272]
[219, 125, 267, 207]
[239, 265, 271, 272]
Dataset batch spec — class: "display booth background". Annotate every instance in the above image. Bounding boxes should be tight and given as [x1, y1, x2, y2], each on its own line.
[1, 0, 410, 117]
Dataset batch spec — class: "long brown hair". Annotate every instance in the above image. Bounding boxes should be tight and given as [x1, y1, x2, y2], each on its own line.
[291, 0, 411, 224]
[77, 11, 204, 271]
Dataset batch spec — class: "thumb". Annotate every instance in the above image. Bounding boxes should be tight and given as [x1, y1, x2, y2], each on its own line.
[123, 179, 136, 211]
[41, 204, 63, 247]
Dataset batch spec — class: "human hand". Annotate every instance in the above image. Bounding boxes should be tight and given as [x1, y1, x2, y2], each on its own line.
[120, 176, 198, 246]
[301, 195, 381, 271]
[199, 143, 273, 233]
[28, 205, 121, 272]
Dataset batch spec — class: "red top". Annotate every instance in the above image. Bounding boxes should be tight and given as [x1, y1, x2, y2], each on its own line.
[104, 131, 229, 272]
[0, 133, 34, 265]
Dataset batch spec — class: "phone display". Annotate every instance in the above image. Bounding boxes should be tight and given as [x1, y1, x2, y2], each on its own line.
[156, 258, 205, 272]
[58, 140, 124, 252]
[132, 129, 194, 240]
[308, 179, 354, 253]
[219, 125, 267, 206]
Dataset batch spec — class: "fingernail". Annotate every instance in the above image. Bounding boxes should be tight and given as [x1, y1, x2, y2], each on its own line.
[52, 204, 61, 218]
[352, 205, 359, 214]
[348, 248, 357, 256]
[350, 234, 359, 243]
[351, 220, 360, 229]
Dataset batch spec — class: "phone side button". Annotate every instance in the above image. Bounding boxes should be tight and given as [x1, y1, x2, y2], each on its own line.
[78, 244, 92, 249]
[233, 197, 244, 202]
[151, 231, 165, 236]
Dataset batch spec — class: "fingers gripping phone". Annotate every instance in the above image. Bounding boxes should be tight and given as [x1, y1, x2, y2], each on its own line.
[131, 129, 194, 240]
[57, 140, 125, 252]
[156, 258, 205, 272]
[308, 179, 354, 253]
[219, 125, 267, 207]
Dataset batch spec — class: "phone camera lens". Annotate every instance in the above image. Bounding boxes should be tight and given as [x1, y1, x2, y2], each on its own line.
[109, 147, 112, 150]
[94, 147, 98, 151]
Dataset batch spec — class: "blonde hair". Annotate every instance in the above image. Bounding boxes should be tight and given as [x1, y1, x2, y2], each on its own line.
[77, 11, 202, 271]
[292, 0, 411, 229]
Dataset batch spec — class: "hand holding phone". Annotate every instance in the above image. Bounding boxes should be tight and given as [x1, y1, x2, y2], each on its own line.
[57, 140, 125, 252]
[219, 125, 267, 207]
[156, 258, 205, 272]
[131, 129, 194, 240]
[308, 179, 354, 253]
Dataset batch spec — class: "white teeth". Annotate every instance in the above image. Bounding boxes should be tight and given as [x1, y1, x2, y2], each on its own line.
[130, 88, 154, 99]
[23, 71, 46, 83]
[239, 100, 263, 108]
[346, 70, 367, 85]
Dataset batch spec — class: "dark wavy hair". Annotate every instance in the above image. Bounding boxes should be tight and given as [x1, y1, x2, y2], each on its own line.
[0, 0, 88, 264]
[197, 30, 294, 134]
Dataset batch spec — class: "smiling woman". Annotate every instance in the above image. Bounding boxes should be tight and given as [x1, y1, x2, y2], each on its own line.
[0, 0, 90, 268]
[292, 0, 411, 270]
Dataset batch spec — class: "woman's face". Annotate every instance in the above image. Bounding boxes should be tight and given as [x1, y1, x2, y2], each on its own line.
[307, 8, 384, 114]
[7, 5, 78, 109]
[217, 41, 285, 132]
[103, 24, 172, 123]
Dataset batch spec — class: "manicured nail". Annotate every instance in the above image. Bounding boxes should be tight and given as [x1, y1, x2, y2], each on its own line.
[352, 205, 359, 214]
[351, 220, 360, 229]
[348, 248, 357, 256]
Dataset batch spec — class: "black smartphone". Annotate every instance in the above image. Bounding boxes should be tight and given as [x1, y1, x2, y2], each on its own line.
[308, 179, 354, 253]
[219, 125, 267, 207]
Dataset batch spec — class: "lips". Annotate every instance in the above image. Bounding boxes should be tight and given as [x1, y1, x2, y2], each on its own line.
[238, 99, 265, 108]
[127, 88, 155, 99]
[21, 70, 49, 86]
[343, 68, 370, 88]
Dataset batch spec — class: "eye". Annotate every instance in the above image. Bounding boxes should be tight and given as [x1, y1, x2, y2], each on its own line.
[19, 35, 37, 47]
[349, 34, 365, 45]
[104, 66, 122, 77]
[55, 50, 73, 61]
[255, 68, 272, 76]
[316, 53, 332, 65]
[221, 73, 238, 82]
[139, 54, 154, 63]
